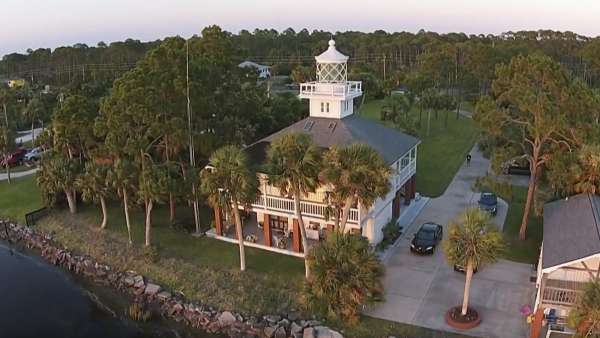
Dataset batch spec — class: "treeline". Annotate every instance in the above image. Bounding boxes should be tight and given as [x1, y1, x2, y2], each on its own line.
[3, 28, 600, 93]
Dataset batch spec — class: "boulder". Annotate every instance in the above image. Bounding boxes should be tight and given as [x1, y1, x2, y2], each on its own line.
[274, 326, 287, 338]
[144, 283, 161, 296]
[133, 275, 145, 288]
[123, 276, 135, 286]
[303, 327, 316, 338]
[217, 311, 237, 327]
[290, 322, 303, 336]
[157, 291, 172, 301]
[263, 325, 277, 338]
[264, 314, 281, 324]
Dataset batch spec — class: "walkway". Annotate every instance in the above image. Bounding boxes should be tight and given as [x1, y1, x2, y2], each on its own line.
[367, 145, 535, 338]
[0, 168, 38, 182]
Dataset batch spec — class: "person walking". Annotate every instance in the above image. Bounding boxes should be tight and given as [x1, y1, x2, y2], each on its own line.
[466, 153, 472, 167]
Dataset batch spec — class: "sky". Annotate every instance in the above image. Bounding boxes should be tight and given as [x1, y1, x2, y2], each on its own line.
[2, 0, 600, 57]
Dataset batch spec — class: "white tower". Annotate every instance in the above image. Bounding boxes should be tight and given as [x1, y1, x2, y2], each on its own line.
[298, 39, 362, 119]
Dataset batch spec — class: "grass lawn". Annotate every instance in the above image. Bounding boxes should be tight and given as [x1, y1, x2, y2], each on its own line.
[0, 175, 43, 223]
[359, 98, 479, 197]
[500, 185, 543, 264]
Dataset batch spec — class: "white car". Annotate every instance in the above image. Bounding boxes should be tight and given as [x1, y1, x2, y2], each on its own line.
[24, 147, 46, 161]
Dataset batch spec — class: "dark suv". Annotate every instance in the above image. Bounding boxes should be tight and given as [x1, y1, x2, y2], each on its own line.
[478, 192, 498, 216]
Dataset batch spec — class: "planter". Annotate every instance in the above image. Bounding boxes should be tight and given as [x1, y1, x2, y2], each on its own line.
[445, 306, 481, 330]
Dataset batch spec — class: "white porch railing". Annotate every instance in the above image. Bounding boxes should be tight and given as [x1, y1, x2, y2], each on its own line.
[541, 279, 586, 307]
[299, 81, 362, 99]
[395, 160, 417, 191]
[252, 194, 359, 224]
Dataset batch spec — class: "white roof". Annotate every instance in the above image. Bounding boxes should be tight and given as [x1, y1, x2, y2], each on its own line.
[238, 61, 270, 69]
[315, 40, 349, 64]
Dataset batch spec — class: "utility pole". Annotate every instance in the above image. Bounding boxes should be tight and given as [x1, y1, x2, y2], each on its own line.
[383, 54, 387, 81]
[186, 38, 201, 235]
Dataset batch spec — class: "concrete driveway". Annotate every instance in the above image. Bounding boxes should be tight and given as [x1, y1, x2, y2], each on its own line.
[368, 145, 535, 338]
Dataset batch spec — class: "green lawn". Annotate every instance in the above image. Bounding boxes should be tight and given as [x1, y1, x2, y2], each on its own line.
[359, 98, 479, 197]
[0, 175, 43, 223]
[500, 186, 543, 264]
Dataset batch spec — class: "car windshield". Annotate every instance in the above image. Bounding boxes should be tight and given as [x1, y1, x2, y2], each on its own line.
[417, 230, 435, 240]
[480, 193, 497, 205]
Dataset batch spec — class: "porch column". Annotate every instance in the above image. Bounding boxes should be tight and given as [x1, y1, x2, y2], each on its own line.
[404, 180, 411, 205]
[392, 191, 400, 219]
[214, 206, 223, 236]
[292, 219, 303, 253]
[263, 213, 272, 247]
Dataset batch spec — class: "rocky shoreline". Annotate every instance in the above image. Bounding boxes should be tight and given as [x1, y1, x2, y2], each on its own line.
[0, 220, 344, 338]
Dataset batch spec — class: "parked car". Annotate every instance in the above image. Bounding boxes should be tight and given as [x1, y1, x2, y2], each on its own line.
[453, 263, 479, 274]
[478, 192, 498, 216]
[502, 159, 530, 176]
[0, 148, 28, 167]
[410, 222, 443, 254]
[24, 147, 46, 162]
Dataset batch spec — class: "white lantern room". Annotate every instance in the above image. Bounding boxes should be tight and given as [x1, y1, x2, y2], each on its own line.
[298, 39, 362, 119]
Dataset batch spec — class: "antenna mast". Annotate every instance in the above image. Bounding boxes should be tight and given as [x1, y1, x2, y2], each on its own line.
[186, 38, 201, 234]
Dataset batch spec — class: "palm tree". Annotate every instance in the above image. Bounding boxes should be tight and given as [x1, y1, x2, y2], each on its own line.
[264, 133, 321, 279]
[0, 124, 16, 184]
[320, 143, 391, 233]
[201, 145, 258, 272]
[138, 153, 168, 247]
[23, 97, 44, 141]
[572, 144, 600, 195]
[444, 208, 504, 317]
[568, 280, 600, 337]
[76, 161, 110, 229]
[107, 158, 135, 244]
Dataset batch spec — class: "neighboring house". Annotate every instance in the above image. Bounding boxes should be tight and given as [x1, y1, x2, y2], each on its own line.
[532, 193, 600, 335]
[7, 78, 26, 88]
[208, 40, 420, 256]
[238, 61, 272, 79]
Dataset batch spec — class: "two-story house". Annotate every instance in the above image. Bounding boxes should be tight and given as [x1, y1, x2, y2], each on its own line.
[531, 193, 600, 337]
[208, 40, 420, 256]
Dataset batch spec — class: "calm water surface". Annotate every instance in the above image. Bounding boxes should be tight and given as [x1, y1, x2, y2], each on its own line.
[0, 241, 220, 338]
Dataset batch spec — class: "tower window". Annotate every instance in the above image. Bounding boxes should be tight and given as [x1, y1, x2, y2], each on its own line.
[321, 102, 324, 112]
[326, 103, 330, 113]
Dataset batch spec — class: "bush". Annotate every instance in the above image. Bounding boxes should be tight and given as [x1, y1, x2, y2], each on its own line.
[303, 233, 384, 324]
[376, 220, 401, 251]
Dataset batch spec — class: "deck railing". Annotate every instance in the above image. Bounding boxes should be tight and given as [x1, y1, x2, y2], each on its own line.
[252, 194, 359, 223]
[299, 81, 362, 98]
[541, 279, 586, 307]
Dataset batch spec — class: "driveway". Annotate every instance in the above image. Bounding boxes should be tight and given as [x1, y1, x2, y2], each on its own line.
[368, 145, 535, 338]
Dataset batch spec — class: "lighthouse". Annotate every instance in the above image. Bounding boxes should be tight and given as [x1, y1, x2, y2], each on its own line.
[298, 39, 362, 119]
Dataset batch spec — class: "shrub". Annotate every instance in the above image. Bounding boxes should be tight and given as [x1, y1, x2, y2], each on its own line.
[376, 220, 401, 251]
[303, 233, 384, 324]
[127, 301, 152, 322]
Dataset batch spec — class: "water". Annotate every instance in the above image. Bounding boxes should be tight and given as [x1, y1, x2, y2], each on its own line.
[0, 241, 220, 338]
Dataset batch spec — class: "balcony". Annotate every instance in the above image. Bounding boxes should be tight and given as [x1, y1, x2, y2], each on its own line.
[251, 194, 360, 224]
[299, 81, 362, 99]
[541, 279, 586, 308]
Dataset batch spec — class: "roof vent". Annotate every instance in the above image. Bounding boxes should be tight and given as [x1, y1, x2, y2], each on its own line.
[303, 120, 315, 131]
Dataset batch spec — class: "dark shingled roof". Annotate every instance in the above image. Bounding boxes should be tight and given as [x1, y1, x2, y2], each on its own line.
[246, 115, 420, 166]
[542, 193, 600, 269]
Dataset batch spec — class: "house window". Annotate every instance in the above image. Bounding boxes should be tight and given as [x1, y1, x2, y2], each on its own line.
[269, 216, 288, 231]
[326, 102, 330, 113]
[321, 102, 324, 112]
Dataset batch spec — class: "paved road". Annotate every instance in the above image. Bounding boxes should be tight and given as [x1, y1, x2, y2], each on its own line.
[15, 128, 43, 145]
[0, 168, 38, 181]
[368, 145, 535, 338]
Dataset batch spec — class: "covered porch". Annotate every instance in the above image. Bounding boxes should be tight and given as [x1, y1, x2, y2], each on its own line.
[205, 210, 324, 258]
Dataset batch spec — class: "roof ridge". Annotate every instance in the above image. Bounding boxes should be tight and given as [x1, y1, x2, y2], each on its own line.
[588, 194, 600, 242]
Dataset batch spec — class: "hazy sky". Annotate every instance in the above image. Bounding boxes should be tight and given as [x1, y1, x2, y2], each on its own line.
[2, 0, 600, 57]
